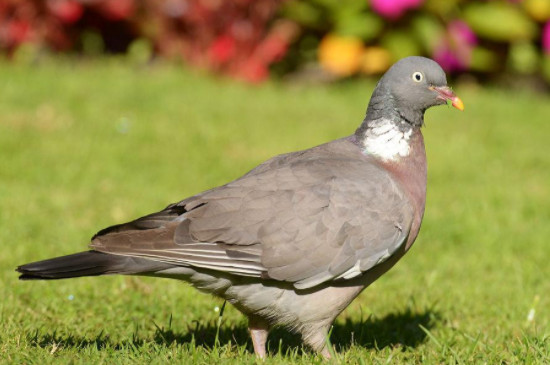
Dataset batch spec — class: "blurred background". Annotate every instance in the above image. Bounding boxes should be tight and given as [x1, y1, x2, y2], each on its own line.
[1, 1, 549, 363]
[1, 0, 550, 86]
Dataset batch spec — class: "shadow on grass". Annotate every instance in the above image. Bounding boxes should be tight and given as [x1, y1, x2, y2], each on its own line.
[330, 307, 439, 351]
[27, 307, 439, 356]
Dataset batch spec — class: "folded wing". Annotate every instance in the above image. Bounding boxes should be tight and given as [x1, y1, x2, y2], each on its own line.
[91, 148, 414, 289]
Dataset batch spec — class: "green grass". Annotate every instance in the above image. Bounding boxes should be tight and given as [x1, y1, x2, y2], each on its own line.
[1, 59, 549, 364]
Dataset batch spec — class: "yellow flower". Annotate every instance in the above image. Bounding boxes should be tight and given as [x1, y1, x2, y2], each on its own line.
[523, 0, 550, 22]
[318, 35, 364, 77]
[361, 47, 392, 75]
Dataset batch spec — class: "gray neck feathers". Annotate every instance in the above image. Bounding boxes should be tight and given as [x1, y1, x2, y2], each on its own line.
[354, 84, 423, 161]
[355, 84, 424, 140]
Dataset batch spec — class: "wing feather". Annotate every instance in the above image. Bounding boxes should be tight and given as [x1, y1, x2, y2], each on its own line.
[91, 139, 414, 289]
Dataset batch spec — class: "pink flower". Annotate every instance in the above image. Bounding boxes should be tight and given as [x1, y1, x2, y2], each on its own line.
[448, 20, 477, 47]
[433, 48, 464, 73]
[401, 0, 424, 7]
[543, 21, 550, 54]
[370, 0, 424, 20]
[434, 20, 477, 72]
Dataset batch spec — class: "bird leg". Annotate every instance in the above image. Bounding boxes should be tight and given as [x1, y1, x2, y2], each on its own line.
[248, 316, 270, 359]
[303, 326, 334, 360]
[320, 346, 332, 359]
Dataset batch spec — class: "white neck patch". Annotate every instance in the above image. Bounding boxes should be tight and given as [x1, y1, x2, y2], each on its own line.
[361, 119, 413, 161]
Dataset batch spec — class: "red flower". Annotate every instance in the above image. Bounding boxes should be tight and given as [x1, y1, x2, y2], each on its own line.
[5, 20, 31, 46]
[256, 35, 288, 64]
[237, 59, 269, 83]
[47, 0, 84, 24]
[209, 35, 236, 65]
[99, 0, 136, 21]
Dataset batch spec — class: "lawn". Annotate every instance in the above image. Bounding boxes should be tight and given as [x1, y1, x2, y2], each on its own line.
[1, 59, 549, 364]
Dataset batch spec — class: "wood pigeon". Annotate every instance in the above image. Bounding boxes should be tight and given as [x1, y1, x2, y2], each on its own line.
[17, 56, 464, 358]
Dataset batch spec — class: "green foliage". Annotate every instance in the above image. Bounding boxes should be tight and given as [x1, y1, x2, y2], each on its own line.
[464, 2, 538, 42]
[381, 31, 422, 62]
[281, 0, 550, 83]
[334, 9, 383, 41]
[411, 15, 445, 54]
[1, 60, 549, 363]
[543, 55, 550, 81]
[508, 42, 539, 74]
[2, 0, 550, 83]
[469, 47, 499, 72]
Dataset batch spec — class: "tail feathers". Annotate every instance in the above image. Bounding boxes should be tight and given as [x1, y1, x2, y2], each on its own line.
[17, 251, 173, 280]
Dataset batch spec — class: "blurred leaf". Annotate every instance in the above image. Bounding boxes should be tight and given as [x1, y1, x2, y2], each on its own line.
[297, 35, 320, 63]
[335, 10, 383, 40]
[381, 31, 421, 62]
[81, 31, 105, 56]
[464, 2, 537, 41]
[12, 42, 41, 65]
[508, 41, 539, 74]
[312, 0, 366, 12]
[469, 46, 498, 72]
[542, 55, 550, 82]
[412, 15, 445, 53]
[127, 38, 153, 65]
[424, 0, 460, 17]
[281, 1, 324, 29]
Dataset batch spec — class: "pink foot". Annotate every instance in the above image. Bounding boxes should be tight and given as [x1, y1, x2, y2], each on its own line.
[248, 316, 270, 358]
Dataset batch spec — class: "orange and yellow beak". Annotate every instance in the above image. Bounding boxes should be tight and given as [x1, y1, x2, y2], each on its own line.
[431, 86, 464, 111]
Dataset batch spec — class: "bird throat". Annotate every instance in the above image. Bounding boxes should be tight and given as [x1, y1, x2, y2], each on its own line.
[355, 87, 422, 162]
[358, 118, 414, 162]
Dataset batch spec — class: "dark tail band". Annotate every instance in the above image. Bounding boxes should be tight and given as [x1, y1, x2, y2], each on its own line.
[17, 251, 172, 280]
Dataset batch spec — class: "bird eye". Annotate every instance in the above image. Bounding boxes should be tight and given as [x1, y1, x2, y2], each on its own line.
[412, 72, 423, 82]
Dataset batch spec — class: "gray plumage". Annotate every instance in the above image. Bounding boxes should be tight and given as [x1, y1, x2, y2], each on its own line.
[91, 141, 413, 289]
[17, 56, 463, 358]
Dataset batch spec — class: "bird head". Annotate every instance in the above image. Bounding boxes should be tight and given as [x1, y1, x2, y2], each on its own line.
[368, 56, 464, 127]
